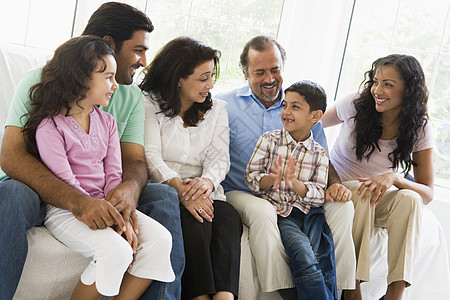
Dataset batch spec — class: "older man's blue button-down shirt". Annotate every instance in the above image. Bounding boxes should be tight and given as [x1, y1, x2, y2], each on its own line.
[215, 85, 328, 194]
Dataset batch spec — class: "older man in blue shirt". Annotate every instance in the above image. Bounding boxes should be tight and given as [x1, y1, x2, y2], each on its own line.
[215, 35, 357, 299]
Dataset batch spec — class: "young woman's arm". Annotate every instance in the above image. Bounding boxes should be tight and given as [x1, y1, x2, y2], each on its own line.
[322, 104, 343, 128]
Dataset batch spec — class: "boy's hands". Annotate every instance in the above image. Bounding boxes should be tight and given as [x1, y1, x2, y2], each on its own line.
[268, 155, 283, 189]
[284, 157, 298, 188]
[267, 156, 308, 198]
[268, 155, 299, 189]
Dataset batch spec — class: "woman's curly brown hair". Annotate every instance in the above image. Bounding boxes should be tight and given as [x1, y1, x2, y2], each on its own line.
[352, 54, 429, 175]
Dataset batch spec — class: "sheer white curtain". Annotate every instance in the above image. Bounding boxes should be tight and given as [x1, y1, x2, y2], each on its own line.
[278, 0, 354, 101]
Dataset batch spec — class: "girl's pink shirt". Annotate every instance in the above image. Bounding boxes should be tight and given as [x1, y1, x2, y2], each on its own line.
[36, 106, 122, 198]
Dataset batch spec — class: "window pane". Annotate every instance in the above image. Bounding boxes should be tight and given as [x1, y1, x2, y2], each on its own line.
[443, 16, 450, 54]
[430, 55, 450, 119]
[187, 18, 234, 81]
[392, 0, 450, 52]
[336, 44, 389, 97]
[0, 0, 29, 45]
[347, 0, 399, 46]
[430, 55, 450, 187]
[147, 0, 192, 14]
[237, 0, 284, 29]
[145, 11, 189, 59]
[26, 0, 76, 49]
[191, 0, 239, 21]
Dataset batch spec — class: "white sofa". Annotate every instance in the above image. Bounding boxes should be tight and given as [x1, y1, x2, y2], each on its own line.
[1, 42, 449, 300]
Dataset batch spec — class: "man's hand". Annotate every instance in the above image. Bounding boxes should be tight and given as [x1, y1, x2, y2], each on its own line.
[72, 196, 125, 232]
[105, 181, 139, 233]
[325, 183, 352, 202]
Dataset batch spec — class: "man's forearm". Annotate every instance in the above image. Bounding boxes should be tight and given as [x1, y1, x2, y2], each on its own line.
[1, 126, 88, 211]
[122, 159, 148, 199]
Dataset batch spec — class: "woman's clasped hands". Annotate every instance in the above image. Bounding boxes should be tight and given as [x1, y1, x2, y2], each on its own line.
[181, 177, 215, 223]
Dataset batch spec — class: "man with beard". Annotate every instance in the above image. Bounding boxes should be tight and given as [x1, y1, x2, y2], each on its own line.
[215, 35, 356, 299]
[0, 3, 183, 300]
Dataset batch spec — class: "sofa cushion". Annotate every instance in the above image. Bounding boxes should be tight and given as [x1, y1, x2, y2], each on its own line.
[0, 43, 52, 144]
[14, 227, 89, 300]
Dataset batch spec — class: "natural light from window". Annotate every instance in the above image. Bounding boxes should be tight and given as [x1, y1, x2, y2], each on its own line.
[0, 0, 448, 189]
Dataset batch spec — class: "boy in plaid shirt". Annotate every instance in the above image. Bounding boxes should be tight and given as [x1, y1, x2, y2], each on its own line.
[245, 80, 337, 300]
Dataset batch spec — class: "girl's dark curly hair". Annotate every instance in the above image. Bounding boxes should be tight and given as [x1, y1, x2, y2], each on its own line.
[139, 36, 220, 127]
[353, 54, 429, 175]
[22, 35, 114, 158]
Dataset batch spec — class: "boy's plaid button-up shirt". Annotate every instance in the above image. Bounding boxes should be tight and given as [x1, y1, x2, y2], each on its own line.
[245, 128, 329, 217]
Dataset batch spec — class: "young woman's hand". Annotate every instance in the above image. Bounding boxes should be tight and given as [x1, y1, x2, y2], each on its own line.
[358, 172, 398, 206]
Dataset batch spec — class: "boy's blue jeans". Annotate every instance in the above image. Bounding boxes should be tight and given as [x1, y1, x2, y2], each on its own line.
[0, 178, 184, 300]
[278, 207, 337, 300]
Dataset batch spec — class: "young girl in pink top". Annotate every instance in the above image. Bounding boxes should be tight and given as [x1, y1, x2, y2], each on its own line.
[22, 35, 174, 300]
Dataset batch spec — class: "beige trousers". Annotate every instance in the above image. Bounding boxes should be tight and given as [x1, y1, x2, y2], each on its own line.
[226, 190, 356, 292]
[345, 180, 423, 286]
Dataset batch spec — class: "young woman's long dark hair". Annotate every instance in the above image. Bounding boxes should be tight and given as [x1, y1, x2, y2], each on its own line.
[353, 54, 429, 175]
[139, 36, 221, 127]
[22, 35, 114, 158]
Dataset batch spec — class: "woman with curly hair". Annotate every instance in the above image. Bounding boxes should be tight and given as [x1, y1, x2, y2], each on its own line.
[322, 54, 433, 300]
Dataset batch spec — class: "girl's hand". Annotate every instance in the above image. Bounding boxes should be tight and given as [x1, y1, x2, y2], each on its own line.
[121, 217, 138, 269]
[182, 177, 214, 202]
[180, 194, 214, 223]
[358, 172, 398, 206]
[268, 155, 283, 189]
[284, 157, 298, 189]
[122, 220, 138, 254]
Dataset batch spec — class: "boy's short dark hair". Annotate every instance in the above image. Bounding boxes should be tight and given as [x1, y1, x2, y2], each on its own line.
[285, 80, 327, 113]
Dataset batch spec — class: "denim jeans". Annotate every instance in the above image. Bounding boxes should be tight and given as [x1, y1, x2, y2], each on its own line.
[278, 207, 337, 300]
[137, 183, 185, 300]
[0, 178, 46, 300]
[0, 178, 184, 300]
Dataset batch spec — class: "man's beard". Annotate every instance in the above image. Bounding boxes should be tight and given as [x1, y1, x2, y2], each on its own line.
[258, 82, 280, 103]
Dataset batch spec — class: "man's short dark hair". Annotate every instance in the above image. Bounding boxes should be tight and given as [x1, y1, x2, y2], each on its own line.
[285, 80, 327, 113]
[82, 2, 154, 51]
